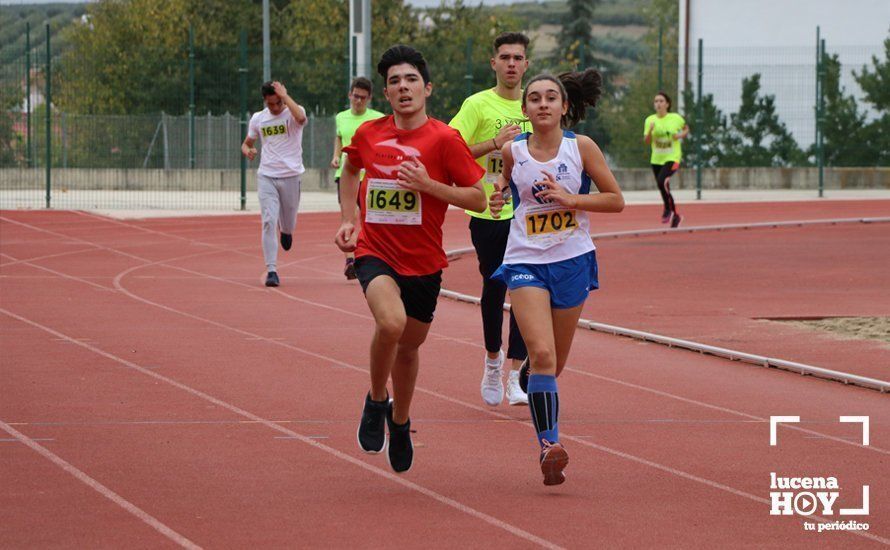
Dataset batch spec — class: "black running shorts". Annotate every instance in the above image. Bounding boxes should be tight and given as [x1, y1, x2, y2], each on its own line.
[354, 255, 442, 323]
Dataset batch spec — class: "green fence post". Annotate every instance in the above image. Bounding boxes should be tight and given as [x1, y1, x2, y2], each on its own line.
[814, 26, 820, 197]
[657, 22, 664, 92]
[817, 37, 825, 198]
[239, 30, 248, 211]
[464, 38, 473, 98]
[26, 22, 32, 169]
[345, 29, 351, 92]
[695, 39, 702, 201]
[189, 25, 196, 169]
[351, 35, 358, 79]
[45, 24, 51, 209]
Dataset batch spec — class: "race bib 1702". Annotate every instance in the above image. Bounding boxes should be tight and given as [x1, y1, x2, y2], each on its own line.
[525, 208, 578, 236]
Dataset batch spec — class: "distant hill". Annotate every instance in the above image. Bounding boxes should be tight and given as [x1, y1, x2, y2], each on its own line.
[0, 0, 651, 82]
[0, 3, 86, 65]
[483, 0, 650, 67]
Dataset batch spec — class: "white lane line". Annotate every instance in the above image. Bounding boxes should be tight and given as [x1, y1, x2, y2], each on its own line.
[6, 213, 888, 458]
[0, 248, 100, 268]
[9, 216, 890, 544]
[107, 275, 890, 545]
[0, 308, 563, 550]
[0, 420, 201, 549]
[561, 367, 890, 455]
[0, 252, 113, 291]
[7, 213, 888, 457]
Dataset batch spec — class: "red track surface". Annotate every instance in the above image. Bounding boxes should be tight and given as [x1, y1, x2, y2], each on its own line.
[1, 202, 888, 548]
[444, 200, 890, 380]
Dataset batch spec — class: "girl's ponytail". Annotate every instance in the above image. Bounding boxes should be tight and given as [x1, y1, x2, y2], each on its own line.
[558, 69, 603, 128]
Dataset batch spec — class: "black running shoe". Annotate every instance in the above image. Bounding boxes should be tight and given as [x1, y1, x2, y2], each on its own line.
[386, 402, 413, 473]
[357, 392, 388, 453]
[344, 258, 357, 280]
[661, 210, 671, 223]
[518, 357, 530, 394]
[280, 232, 292, 251]
[670, 213, 682, 228]
[265, 271, 280, 287]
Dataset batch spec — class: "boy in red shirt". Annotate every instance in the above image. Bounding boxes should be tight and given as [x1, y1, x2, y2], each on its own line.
[335, 45, 486, 473]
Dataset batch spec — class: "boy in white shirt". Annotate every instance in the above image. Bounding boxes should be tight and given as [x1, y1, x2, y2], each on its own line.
[241, 81, 307, 287]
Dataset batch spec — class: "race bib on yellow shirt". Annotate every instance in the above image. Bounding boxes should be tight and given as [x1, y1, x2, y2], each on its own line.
[365, 179, 422, 225]
[654, 137, 673, 155]
[485, 150, 504, 184]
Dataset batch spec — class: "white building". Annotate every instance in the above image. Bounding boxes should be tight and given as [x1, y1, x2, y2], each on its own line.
[679, 0, 889, 146]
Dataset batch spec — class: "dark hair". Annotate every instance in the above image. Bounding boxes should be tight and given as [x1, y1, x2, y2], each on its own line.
[350, 77, 373, 95]
[493, 32, 530, 53]
[377, 45, 430, 84]
[261, 81, 276, 97]
[655, 91, 672, 111]
[522, 69, 603, 128]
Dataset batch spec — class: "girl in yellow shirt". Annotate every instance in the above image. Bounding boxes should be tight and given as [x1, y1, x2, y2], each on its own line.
[643, 92, 689, 227]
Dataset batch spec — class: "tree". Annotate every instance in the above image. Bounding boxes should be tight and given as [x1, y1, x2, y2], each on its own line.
[852, 32, 890, 165]
[813, 53, 877, 166]
[551, 0, 617, 147]
[57, 0, 262, 115]
[0, 84, 21, 166]
[412, 0, 523, 120]
[557, 0, 596, 69]
[681, 88, 727, 168]
[855, 33, 890, 111]
[278, 0, 418, 116]
[598, 0, 679, 167]
[720, 74, 806, 167]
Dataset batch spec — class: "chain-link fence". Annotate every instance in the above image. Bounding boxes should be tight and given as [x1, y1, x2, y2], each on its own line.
[2, 22, 887, 210]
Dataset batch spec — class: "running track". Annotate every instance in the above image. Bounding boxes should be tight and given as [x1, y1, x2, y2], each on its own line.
[1, 200, 888, 548]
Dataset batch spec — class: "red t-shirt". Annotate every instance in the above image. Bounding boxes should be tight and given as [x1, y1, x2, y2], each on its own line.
[344, 116, 485, 276]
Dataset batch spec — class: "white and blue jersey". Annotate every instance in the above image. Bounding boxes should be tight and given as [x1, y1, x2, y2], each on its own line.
[503, 130, 595, 265]
[492, 130, 598, 308]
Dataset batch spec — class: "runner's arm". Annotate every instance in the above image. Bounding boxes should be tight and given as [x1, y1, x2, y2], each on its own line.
[674, 124, 690, 140]
[339, 159, 361, 223]
[396, 159, 486, 212]
[334, 158, 361, 252]
[574, 136, 624, 213]
[241, 136, 257, 161]
[644, 120, 655, 145]
[331, 135, 342, 168]
[467, 124, 523, 159]
[272, 82, 307, 125]
[488, 143, 514, 219]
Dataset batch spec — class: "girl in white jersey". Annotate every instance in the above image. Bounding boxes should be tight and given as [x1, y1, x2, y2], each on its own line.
[489, 70, 624, 486]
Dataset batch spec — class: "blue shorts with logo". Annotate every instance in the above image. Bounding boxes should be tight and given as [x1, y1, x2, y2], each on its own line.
[491, 250, 598, 309]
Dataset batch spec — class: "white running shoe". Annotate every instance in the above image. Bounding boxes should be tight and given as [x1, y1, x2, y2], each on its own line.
[481, 350, 505, 406]
[506, 370, 528, 405]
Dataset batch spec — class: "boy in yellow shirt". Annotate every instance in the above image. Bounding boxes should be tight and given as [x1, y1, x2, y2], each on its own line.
[450, 32, 532, 407]
[331, 77, 385, 279]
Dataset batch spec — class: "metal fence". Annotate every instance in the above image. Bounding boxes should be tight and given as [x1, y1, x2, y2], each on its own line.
[1, 22, 887, 210]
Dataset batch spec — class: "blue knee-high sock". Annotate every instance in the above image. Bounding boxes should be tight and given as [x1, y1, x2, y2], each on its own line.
[527, 374, 559, 447]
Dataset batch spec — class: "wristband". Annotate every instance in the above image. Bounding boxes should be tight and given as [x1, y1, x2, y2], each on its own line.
[491, 138, 498, 150]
